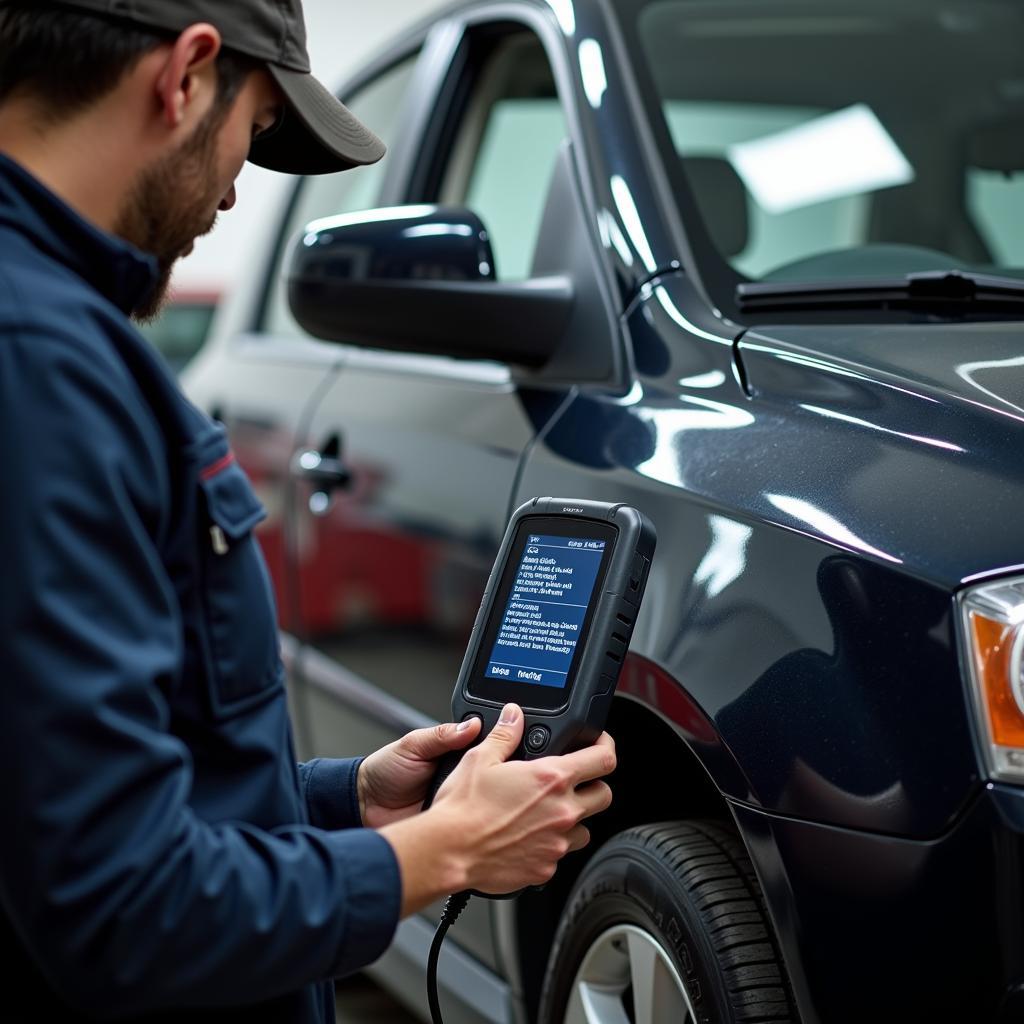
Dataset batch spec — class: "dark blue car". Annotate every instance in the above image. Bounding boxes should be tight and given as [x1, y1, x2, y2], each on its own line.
[184, 1, 1024, 1020]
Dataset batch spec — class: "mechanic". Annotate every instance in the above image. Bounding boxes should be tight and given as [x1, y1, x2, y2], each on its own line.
[0, 1, 616, 1021]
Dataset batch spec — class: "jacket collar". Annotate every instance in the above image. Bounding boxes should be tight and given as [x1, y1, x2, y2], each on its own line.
[0, 152, 159, 315]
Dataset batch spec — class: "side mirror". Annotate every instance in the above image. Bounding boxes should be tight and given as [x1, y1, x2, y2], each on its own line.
[287, 205, 573, 366]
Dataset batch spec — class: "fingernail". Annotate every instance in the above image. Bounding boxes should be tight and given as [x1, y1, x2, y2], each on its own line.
[456, 718, 475, 732]
[499, 703, 518, 725]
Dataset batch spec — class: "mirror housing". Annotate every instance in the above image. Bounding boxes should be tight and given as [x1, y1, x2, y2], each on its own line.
[288, 205, 573, 366]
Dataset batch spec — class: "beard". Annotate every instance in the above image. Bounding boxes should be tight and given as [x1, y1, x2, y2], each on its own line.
[115, 105, 227, 323]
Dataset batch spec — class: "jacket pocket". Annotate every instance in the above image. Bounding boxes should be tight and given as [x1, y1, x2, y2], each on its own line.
[197, 453, 282, 718]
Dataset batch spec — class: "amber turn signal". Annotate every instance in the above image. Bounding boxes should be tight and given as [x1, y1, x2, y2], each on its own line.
[961, 580, 1024, 781]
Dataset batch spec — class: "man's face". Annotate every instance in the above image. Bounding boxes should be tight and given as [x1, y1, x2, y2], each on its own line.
[117, 68, 281, 321]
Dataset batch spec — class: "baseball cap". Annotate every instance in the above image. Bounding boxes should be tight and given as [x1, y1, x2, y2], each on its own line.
[36, 0, 386, 175]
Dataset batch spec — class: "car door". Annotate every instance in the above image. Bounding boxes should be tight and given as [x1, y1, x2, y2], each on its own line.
[277, 13, 594, 1016]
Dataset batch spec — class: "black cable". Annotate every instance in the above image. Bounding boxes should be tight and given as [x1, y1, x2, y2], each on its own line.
[427, 891, 472, 1024]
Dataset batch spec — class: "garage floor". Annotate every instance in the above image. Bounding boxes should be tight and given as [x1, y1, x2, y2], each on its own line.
[335, 974, 417, 1023]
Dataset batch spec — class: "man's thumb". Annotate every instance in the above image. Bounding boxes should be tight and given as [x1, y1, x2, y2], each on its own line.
[480, 703, 524, 762]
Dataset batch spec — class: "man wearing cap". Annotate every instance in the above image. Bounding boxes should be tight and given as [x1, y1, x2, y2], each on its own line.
[0, 2, 617, 1021]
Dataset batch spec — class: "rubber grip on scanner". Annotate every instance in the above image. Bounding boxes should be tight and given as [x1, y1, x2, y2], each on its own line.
[422, 749, 464, 811]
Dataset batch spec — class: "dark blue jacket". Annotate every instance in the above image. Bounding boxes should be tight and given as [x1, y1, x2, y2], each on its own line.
[0, 154, 401, 1022]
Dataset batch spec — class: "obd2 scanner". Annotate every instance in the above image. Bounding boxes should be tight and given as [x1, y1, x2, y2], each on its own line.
[422, 497, 656, 1024]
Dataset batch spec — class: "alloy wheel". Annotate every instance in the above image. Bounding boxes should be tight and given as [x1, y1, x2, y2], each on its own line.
[564, 923, 696, 1024]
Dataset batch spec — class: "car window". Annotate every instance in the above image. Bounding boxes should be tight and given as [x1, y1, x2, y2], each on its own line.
[662, 101, 869, 280]
[439, 34, 568, 282]
[632, 0, 1024, 297]
[262, 53, 421, 339]
[968, 168, 1024, 268]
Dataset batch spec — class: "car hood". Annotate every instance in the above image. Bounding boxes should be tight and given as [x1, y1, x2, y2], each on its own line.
[738, 320, 1024, 422]
[735, 320, 1024, 586]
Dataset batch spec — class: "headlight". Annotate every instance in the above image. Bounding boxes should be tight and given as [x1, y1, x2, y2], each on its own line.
[960, 577, 1024, 782]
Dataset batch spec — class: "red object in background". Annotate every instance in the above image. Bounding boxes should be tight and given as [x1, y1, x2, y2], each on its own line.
[302, 513, 435, 633]
[235, 440, 451, 639]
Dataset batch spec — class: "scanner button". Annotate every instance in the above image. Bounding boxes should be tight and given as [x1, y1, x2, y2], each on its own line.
[526, 725, 551, 753]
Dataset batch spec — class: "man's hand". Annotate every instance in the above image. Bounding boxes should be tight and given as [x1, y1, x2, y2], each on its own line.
[379, 704, 616, 915]
[357, 718, 483, 829]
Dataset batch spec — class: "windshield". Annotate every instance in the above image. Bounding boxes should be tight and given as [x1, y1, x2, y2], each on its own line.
[631, 0, 1024, 318]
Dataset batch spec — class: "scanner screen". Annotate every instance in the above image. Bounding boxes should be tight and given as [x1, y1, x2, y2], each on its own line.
[483, 533, 606, 689]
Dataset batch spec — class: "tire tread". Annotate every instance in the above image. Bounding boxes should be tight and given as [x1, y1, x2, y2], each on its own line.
[623, 821, 795, 1023]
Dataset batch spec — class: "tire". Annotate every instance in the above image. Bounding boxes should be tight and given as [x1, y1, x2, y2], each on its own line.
[538, 820, 796, 1024]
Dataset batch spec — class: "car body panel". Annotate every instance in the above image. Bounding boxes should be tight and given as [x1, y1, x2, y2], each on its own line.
[738, 321, 1024, 588]
[732, 786, 1024, 1023]
[515, 271, 981, 837]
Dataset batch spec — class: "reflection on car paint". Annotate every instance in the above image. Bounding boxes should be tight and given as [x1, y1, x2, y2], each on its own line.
[692, 516, 751, 599]
[955, 353, 1024, 421]
[766, 493, 903, 565]
[798, 403, 967, 454]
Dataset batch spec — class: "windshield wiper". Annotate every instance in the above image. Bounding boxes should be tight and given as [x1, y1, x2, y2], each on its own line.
[736, 270, 1024, 316]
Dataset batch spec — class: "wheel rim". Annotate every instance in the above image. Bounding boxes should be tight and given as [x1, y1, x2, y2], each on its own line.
[563, 923, 697, 1024]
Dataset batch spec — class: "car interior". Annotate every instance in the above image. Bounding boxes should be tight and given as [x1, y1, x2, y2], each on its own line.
[637, 0, 1024, 289]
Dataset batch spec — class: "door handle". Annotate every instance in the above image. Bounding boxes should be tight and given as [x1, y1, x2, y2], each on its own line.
[291, 448, 352, 487]
[290, 446, 353, 515]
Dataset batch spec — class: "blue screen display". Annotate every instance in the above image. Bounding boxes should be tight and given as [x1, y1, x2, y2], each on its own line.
[484, 533, 606, 688]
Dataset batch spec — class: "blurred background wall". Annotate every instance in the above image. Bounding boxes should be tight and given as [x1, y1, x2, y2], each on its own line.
[171, 0, 451, 298]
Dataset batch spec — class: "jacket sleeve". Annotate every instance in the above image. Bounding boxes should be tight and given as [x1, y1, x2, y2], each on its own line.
[299, 757, 366, 830]
[0, 332, 401, 1016]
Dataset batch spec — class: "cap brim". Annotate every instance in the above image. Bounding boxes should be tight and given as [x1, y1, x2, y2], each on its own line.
[248, 66, 386, 175]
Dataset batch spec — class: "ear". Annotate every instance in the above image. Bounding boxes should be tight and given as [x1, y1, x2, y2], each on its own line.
[154, 23, 223, 131]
